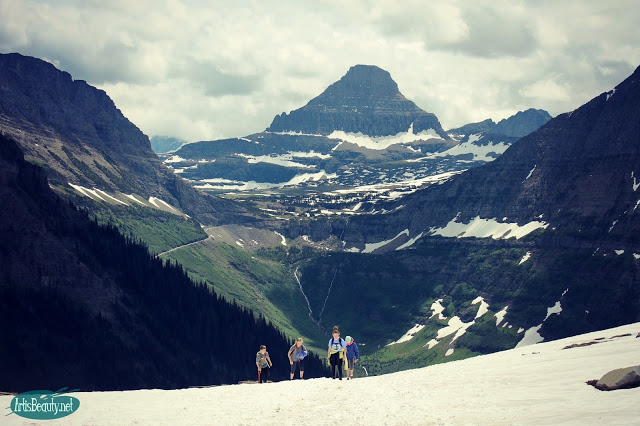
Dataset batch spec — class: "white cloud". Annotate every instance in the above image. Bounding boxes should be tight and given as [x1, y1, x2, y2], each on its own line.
[519, 77, 571, 102]
[1, 0, 639, 140]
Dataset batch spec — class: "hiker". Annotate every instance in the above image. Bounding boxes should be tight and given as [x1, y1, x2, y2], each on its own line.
[256, 345, 273, 384]
[327, 326, 347, 380]
[287, 337, 307, 380]
[345, 335, 360, 380]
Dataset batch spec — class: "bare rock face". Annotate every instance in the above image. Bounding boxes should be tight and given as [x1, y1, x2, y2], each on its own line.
[593, 366, 640, 391]
[267, 65, 447, 138]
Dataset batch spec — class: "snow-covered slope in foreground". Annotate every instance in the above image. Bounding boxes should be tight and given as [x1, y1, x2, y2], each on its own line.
[4, 323, 639, 425]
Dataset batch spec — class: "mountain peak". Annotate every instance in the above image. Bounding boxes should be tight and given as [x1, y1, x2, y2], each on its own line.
[322, 64, 400, 99]
[267, 65, 446, 138]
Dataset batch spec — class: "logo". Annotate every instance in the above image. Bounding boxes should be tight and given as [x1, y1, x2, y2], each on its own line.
[5, 388, 80, 420]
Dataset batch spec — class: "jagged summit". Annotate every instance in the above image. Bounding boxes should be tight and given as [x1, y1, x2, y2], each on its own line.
[448, 108, 552, 139]
[267, 65, 447, 138]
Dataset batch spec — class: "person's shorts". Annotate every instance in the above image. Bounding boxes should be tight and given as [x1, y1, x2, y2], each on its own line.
[347, 358, 355, 369]
[291, 359, 304, 374]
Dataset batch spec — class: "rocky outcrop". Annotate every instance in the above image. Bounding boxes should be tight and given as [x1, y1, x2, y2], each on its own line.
[267, 65, 447, 138]
[592, 366, 640, 391]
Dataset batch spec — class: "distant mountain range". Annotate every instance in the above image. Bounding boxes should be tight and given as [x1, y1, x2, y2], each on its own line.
[163, 65, 551, 204]
[150, 135, 187, 153]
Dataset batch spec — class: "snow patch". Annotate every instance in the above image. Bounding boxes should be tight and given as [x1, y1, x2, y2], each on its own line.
[237, 153, 316, 169]
[164, 155, 187, 163]
[419, 140, 510, 163]
[274, 231, 287, 246]
[194, 171, 337, 191]
[444, 348, 455, 357]
[149, 197, 180, 213]
[93, 189, 129, 206]
[362, 229, 409, 253]
[632, 172, 640, 191]
[544, 302, 562, 321]
[328, 124, 443, 151]
[525, 165, 536, 181]
[615, 249, 625, 255]
[515, 325, 543, 348]
[123, 194, 148, 206]
[395, 232, 424, 250]
[432, 216, 548, 240]
[472, 297, 489, 319]
[430, 299, 447, 320]
[495, 306, 508, 326]
[424, 339, 439, 349]
[436, 316, 474, 344]
[519, 252, 532, 265]
[516, 291, 567, 348]
[387, 324, 425, 346]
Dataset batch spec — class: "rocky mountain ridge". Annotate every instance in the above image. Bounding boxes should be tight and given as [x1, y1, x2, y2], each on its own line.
[448, 108, 553, 139]
[0, 53, 253, 225]
[167, 66, 550, 216]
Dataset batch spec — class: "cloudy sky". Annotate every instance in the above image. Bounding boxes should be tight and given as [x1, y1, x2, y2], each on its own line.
[1, 0, 639, 142]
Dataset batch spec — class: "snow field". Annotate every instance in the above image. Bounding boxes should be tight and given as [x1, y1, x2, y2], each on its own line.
[328, 124, 443, 151]
[432, 215, 548, 240]
[4, 323, 637, 425]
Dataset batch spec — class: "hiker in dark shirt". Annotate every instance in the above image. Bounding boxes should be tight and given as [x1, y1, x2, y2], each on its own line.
[345, 335, 360, 380]
[256, 345, 272, 383]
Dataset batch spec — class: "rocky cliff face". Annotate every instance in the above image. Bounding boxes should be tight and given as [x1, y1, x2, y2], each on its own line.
[0, 53, 252, 225]
[267, 65, 447, 137]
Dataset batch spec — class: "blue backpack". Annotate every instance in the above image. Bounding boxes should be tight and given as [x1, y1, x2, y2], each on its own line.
[297, 346, 308, 360]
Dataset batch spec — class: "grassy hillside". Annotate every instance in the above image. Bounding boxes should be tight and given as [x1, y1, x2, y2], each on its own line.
[160, 240, 329, 352]
[75, 199, 640, 377]
[87, 202, 207, 254]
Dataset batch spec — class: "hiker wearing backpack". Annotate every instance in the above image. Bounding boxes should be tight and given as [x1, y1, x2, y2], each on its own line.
[287, 337, 307, 380]
[345, 336, 359, 380]
[327, 326, 347, 380]
[256, 345, 272, 384]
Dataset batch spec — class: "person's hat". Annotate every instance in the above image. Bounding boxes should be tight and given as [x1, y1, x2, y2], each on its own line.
[345, 336, 352, 343]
